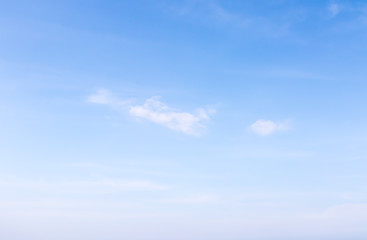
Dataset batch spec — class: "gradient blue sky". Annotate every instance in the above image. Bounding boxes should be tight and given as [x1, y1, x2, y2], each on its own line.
[1, 0, 367, 239]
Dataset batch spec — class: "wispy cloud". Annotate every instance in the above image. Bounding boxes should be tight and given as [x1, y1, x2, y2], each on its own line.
[175, 1, 247, 25]
[248, 119, 291, 136]
[162, 194, 220, 205]
[87, 90, 215, 136]
[328, 3, 341, 18]
[0, 178, 168, 193]
[87, 89, 131, 107]
[207, 3, 250, 28]
[172, 1, 294, 38]
[327, 2, 367, 22]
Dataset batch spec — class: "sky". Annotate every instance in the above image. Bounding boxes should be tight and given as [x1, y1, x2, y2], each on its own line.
[1, 0, 367, 239]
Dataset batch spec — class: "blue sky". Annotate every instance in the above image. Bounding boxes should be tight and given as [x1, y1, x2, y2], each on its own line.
[1, 0, 367, 239]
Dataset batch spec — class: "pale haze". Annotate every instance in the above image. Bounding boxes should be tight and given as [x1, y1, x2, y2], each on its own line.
[1, 0, 367, 239]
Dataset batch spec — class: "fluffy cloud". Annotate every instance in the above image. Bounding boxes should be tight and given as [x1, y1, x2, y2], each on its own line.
[248, 119, 290, 136]
[129, 97, 214, 135]
[87, 90, 214, 136]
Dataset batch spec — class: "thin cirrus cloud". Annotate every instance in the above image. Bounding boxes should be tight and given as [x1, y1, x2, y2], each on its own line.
[328, 3, 341, 18]
[162, 194, 220, 205]
[0, 178, 168, 194]
[87, 89, 132, 107]
[175, 1, 293, 38]
[87, 90, 215, 136]
[248, 119, 291, 136]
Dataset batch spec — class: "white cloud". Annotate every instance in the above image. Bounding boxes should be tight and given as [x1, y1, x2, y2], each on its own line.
[129, 97, 213, 135]
[174, 2, 292, 38]
[87, 90, 214, 136]
[87, 89, 114, 104]
[0, 178, 168, 193]
[328, 3, 341, 18]
[248, 119, 290, 136]
[86, 89, 131, 107]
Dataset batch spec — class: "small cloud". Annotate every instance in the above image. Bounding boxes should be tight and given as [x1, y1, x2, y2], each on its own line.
[248, 119, 290, 136]
[328, 3, 341, 18]
[87, 90, 214, 136]
[86, 89, 131, 107]
[129, 97, 213, 136]
[87, 89, 113, 104]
